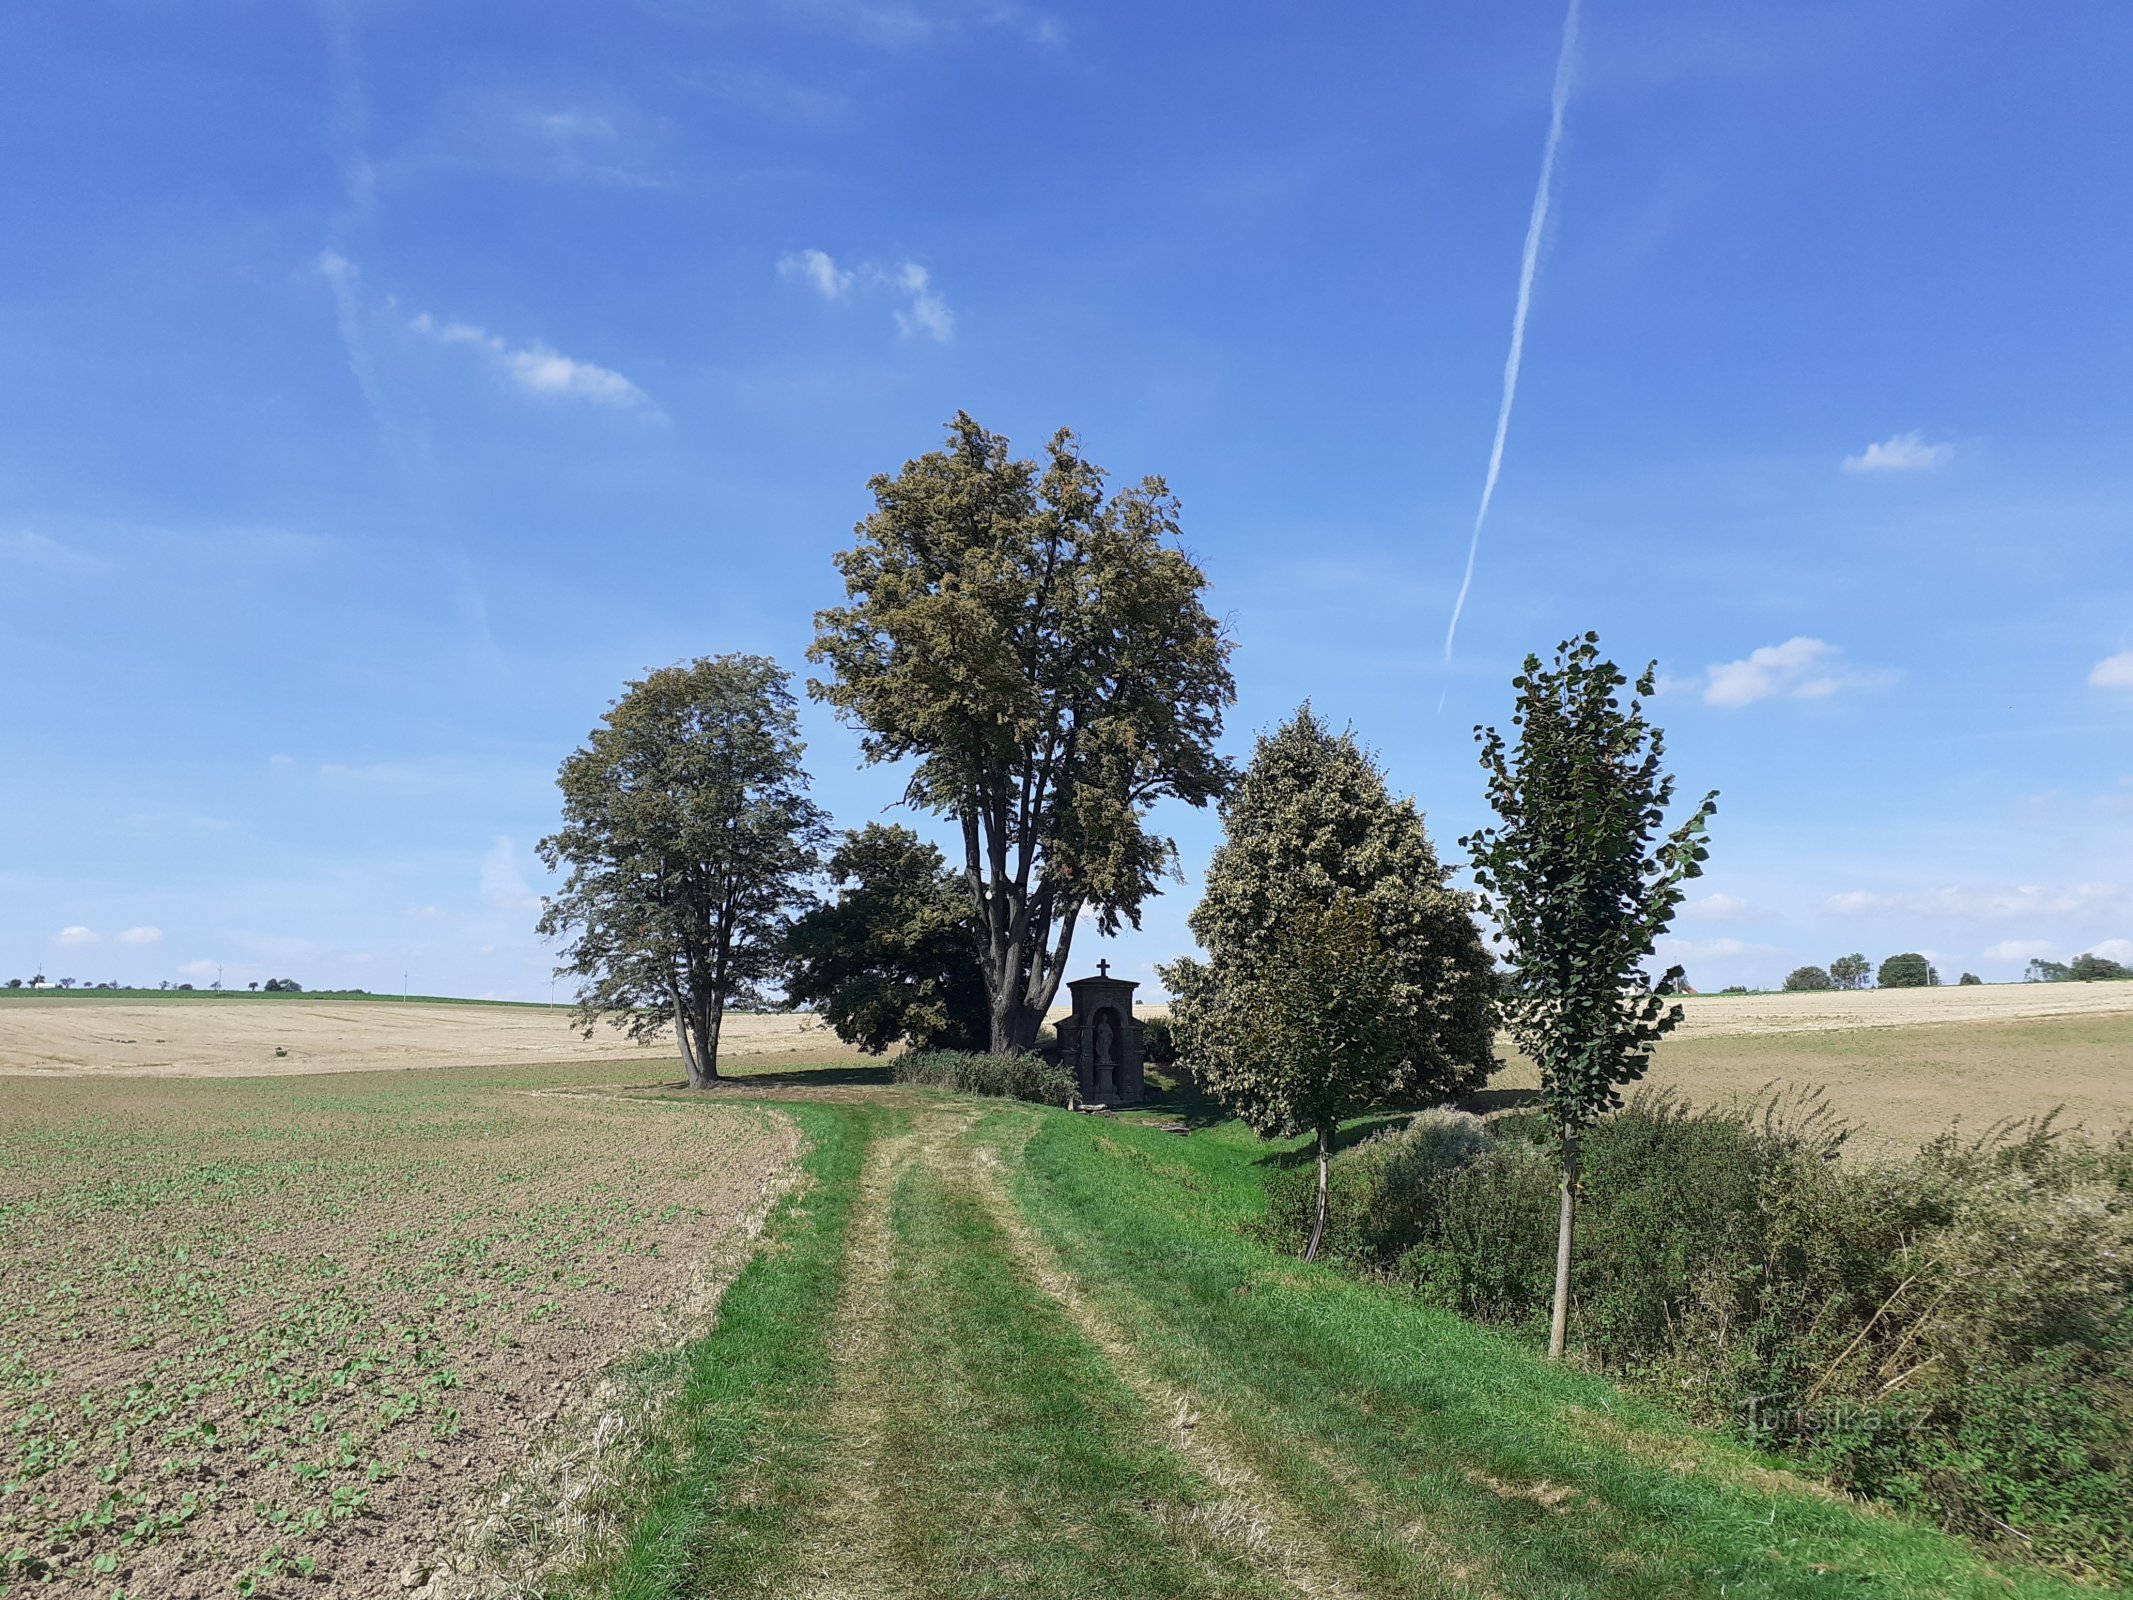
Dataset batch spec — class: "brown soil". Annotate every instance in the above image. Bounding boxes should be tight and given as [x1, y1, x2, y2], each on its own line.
[0, 1069, 799, 1598]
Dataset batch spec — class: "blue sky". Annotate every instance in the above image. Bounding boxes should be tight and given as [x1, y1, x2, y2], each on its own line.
[5, 0, 2130, 999]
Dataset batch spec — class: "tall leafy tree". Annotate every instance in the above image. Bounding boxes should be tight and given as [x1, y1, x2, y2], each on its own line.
[1877, 951, 1934, 988]
[1166, 705, 1495, 1084]
[809, 413, 1235, 1052]
[1178, 896, 1405, 1261]
[538, 655, 828, 1088]
[785, 824, 990, 1054]
[1464, 635, 1718, 1360]
[1828, 952, 1871, 990]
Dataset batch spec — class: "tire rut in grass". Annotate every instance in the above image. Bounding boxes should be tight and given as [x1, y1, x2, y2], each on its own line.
[956, 1137, 1377, 1600]
[774, 1112, 938, 1600]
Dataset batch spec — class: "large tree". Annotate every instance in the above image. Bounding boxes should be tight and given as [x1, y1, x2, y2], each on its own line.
[785, 823, 990, 1054]
[1464, 635, 1717, 1360]
[1828, 952, 1871, 990]
[1877, 951, 1934, 989]
[538, 655, 829, 1088]
[1164, 705, 1496, 1102]
[809, 413, 1235, 1052]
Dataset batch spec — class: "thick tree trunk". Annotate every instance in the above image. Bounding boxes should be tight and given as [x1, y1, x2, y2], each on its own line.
[700, 991, 726, 1083]
[1303, 1124, 1332, 1263]
[1549, 1120, 1580, 1361]
[674, 1000, 707, 1090]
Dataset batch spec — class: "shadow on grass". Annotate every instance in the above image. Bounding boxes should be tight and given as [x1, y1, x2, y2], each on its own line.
[720, 1062, 896, 1090]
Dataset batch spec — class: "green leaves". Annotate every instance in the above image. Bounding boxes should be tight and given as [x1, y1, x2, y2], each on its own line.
[1167, 707, 1497, 1137]
[784, 825, 990, 1054]
[537, 654, 829, 1081]
[1463, 635, 1718, 1130]
[808, 414, 1234, 1049]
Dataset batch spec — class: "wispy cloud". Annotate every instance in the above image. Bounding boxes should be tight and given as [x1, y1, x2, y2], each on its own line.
[779, 248, 855, 301]
[1693, 637, 1890, 708]
[1984, 938, 2057, 963]
[409, 312, 658, 410]
[1677, 892, 1754, 923]
[56, 926, 100, 947]
[2090, 650, 2133, 691]
[1824, 882, 2128, 922]
[2089, 937, 2133, 964]
[889, 262, 954, 340]
[0, 529, 109, 574]
[119, 926, 163, 946]
[776, 250, 954, 340]
[481, 836, 543, 913]
[1843, 430, 1953, 472]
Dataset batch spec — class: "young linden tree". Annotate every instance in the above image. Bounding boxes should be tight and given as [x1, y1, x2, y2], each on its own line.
[538, 654, 829, 1088]
[1463, 634, 1717, 1360]
[1165, 707, 1496, 1259]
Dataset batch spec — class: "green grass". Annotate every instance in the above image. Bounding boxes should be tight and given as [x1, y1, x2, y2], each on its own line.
[585, 1102, 878, 1600]
[576, 1067, 2119, 1598]
[982, 1103, 2114, 1597]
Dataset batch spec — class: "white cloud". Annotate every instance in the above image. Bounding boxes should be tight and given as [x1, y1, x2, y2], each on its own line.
[2085, 938, 2133, 964]
[778, 248, 854, 301]
[268, 754, 297, 768]
[177, 960, 218, 981]
[55, 925, 100, 947]
[1825, 882, 2128, 922]
[1677, 892, 1753, 923]
[1842, 430, 1953, 472]
[119, 926, 163, 946]
[1984, 938, 2057, 963]
[481, 836, 543, 913]
[2090, 650, 2133, 691]
[890, 262, 954, 340]
[409, 312, 655, 410]
[1697, 637, 1889, 708]
[777, 252, 954, 340]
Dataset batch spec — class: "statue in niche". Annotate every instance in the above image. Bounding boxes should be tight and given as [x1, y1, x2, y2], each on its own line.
[1094, 1010, 1117, 1068]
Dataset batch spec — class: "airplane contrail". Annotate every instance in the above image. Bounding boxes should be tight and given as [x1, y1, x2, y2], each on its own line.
[1441, 0, 1583, 669]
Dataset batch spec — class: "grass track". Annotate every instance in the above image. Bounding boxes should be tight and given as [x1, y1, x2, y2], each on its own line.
[590, 1076, 2122, 1600]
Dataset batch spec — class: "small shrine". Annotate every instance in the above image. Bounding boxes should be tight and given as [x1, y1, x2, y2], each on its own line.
[1056, 960, 1144, 1106]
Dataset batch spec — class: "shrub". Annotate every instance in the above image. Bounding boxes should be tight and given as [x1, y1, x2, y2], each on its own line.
[1782, 965, 1833, 992]
[890, 1049, 1073, 1107]
[1259, 1108, 1490, 1267]
[1139, 1015, 1177, 1065]
[1347, 1092, 2133, 1578]
[1958, 971, 1983, 985]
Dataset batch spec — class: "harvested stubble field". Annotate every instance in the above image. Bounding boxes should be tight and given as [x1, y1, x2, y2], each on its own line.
[0, 997, 857, 1080]
[0, 1063, 798, 1598]
[1493, 982, 2133, 1142]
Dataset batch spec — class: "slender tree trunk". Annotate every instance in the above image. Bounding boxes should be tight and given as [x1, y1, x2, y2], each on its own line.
[1303, 1124, 1332, 1263]
[1549, 1120, 1580, 1361]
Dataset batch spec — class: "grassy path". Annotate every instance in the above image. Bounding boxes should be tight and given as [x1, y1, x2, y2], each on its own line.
[584, 1077, 2123, 1600]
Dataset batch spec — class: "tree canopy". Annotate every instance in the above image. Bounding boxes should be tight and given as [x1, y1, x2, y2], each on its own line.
[1828, 952, 1871, 990]
[1783, 965, 1833, 992]
[538, 654, 828, 1087]
[809, 413, 1235, 1052]
[1464, 634, 1717, 1359]
[1877, 951, 1934, 989]
[785, 823, 989, 1054]
[1164, 705, 1495, 1108]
